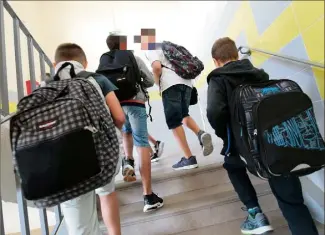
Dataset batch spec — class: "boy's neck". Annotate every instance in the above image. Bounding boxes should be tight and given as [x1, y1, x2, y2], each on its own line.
[220, 59, 237, 67]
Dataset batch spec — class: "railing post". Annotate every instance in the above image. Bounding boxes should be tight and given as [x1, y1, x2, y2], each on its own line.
[50, 66, 55, 77]
[54, 205, 63, 222]
[39, 53, 46, 81]
[27, 36, 37, 92]
[39, 209, 49, 235]
[16, 175, 31, 235]
[13, 17, 25, 100]
[0, 0, 9, 115]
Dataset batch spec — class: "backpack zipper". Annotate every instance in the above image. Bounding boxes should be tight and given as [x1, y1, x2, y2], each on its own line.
[253, 102, 280, 177]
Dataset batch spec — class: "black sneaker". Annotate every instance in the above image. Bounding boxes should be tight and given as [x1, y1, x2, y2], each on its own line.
[151, 153, 160, 163]
[154, 140, 164, 157]
[143, 193, 164, 212]
[122, 158, 136, 182]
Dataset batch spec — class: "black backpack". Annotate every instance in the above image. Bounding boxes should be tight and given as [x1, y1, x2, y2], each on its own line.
[10, 63, 119, 207]
[228, 79, 325, 179]
[96, 50, 141, 101]
[161, 41, 204, 80]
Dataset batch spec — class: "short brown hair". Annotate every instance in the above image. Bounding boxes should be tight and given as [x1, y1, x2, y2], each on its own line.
[54, 43, 87, 64]
[211, 37, 238, 62]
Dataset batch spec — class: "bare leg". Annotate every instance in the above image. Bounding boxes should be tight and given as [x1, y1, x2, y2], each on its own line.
[172, 126, 192, 158]
[123, 132, 134, 160]
[148, 134, 157, 145]
[99, 192, 121, 235]
[149, 147, 154, 156]
[137, 146, 152, 195]
[183, 116, 213, 156]
[183, 116, 200, 135]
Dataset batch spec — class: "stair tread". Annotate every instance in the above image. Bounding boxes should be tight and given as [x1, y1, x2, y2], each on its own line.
[116, 182, 271, 226]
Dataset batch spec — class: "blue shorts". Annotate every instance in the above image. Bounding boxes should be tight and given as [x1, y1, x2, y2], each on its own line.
[121, 104, 150, 147]
[162, 84, 192, 130]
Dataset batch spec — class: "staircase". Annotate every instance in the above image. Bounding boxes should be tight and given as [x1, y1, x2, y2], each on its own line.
[58, 144, 324, 235]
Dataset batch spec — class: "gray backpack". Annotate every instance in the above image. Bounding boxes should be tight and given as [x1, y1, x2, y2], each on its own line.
[10, 62, 119, 208]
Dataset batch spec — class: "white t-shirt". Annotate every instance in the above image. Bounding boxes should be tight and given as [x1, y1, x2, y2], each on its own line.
[146, 49, 192, 93]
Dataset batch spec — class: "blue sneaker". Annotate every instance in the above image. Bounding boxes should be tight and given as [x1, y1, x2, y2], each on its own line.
[241, 207, 274, 234]
[172, 156, 198, 170]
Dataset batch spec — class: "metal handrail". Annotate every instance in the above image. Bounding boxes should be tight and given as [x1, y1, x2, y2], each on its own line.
[0, 1, 63, 235]
[238, 46, 325, 69]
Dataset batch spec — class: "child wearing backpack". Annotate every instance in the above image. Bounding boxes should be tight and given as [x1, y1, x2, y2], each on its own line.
[98, 34, 164, 213]
[147, 41, 214, 170]
[206, 37, 319, 235]
[53, 43, 124, 235]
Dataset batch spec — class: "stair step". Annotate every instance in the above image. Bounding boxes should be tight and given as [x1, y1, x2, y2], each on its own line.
[100, 182, 278, 234]
[116, 163, 265, 206]
[173, 209, 287, 235]
[118, 192, 278, 235]
[114, 142, 224, 189]
[115, 156, 223, 190]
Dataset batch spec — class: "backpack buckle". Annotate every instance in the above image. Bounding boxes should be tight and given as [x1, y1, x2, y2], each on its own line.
[84, 126, 98, 133]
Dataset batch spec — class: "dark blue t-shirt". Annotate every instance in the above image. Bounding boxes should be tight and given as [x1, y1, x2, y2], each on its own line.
[93, 74, 118, 97]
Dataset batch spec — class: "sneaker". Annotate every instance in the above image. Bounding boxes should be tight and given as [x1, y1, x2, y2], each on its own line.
[241, 207, 274, 235]
[199, 132, 214, 156]
[154, 140, 164, 157]
[151, 153, 160, 163]
[122, 158, 136, 182]
[143, 193, 164, 212]
[172, 156, 198, 170]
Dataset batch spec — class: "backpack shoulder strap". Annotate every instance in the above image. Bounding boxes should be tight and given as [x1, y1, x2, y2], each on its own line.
[76, 71, 97, 79]
[126, 50, 141, 81]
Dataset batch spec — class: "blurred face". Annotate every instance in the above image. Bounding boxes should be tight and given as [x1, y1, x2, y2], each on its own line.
[118, 36, 127, 50]
[134, 28, 158, 50]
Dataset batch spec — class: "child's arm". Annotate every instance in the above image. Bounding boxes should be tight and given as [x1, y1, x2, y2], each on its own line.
[146, 50, 162, 86]
[94, 74, 125, 129]
[135, 56, 155, 88]
[151, 61, 162, 86]
[206, 78, 228, 140]
[105, 92, 125, 129]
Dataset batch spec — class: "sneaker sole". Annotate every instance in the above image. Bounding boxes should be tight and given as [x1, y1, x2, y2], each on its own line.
[201, 133, 213, 156]
[143, 202, 164, 213]
[123, 168, 136, 182]
[241, 225, 274, 235]
[151, 157, 160, 163]
[157, 142, 165, 157]
[173, 164, 199, 171]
